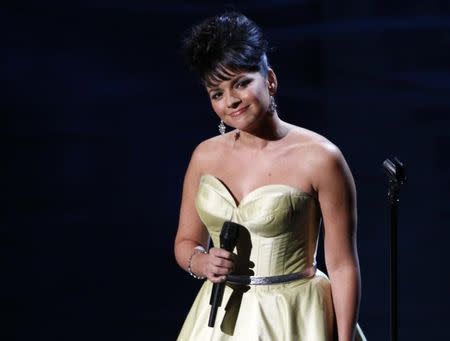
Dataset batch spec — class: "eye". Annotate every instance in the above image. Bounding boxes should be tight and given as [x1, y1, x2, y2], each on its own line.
[236, 79, 252, 89]
[211, 92, 222, 100]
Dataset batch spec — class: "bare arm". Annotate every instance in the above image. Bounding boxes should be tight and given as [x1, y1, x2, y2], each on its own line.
[174, 143, 235, 284]
[314, 144, 361, 341]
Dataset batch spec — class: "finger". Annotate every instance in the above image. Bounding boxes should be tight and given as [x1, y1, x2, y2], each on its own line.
[209, 266, 231, 276]
[210, 248, 235, 259]
[205, 269, 226, 281]
[211, 258, 234, 269]
[209, 275, 227, 284]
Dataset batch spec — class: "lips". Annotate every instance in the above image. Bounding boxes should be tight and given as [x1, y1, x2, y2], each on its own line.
[229, 105, 249, 117]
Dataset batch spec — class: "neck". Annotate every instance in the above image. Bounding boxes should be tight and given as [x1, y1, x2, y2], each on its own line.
[233, 113, 290, 150]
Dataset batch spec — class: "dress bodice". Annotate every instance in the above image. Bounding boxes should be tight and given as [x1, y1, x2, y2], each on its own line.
[195, 174, 322, 277]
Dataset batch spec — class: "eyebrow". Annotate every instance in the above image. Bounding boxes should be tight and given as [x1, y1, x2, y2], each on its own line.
[207, 75, 246, 93]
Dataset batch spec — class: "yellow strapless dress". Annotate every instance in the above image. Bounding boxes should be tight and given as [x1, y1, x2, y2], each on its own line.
[177, 174, 367, 341]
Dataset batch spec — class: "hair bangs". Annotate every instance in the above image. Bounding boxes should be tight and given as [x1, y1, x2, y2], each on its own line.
[203, 52, 266, 87]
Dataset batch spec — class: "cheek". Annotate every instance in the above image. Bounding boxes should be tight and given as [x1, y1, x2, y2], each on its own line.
[248, 87, 269, 109]
[210, 101, 224, 117]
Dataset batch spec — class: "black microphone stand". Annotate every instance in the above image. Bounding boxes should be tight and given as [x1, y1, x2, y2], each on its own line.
[382, 157, 406, 341]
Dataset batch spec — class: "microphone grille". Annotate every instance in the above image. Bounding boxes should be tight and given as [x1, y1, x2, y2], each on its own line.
[220, 221, 239, 241]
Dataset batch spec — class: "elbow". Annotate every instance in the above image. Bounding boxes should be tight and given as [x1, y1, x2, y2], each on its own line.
[173, 237, 185, 269]
[326, 257, 360, 277]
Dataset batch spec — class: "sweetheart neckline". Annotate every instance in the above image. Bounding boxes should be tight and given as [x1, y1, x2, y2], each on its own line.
[200, 173, 316, 208]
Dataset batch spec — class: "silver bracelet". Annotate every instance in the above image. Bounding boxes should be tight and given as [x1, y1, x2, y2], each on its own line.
[187, 246, 207, 279]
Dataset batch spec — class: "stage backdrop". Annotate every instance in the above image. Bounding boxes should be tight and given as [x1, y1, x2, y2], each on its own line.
[3, 1, 450, 340]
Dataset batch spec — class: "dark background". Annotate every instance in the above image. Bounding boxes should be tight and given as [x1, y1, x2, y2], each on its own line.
[3, 1, 450, 340]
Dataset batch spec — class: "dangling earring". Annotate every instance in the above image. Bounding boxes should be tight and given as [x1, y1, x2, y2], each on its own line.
[268, 96, 277, 115]
[218, 120, 226, 135]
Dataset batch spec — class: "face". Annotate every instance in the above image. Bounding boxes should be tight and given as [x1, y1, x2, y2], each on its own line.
[206, 68, 277, 132]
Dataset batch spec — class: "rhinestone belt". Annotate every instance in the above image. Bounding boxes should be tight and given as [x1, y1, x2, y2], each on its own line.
[226, 266, 316, 285]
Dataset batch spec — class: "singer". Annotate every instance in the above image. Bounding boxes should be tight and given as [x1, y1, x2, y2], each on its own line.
[174, 12, 367, 341]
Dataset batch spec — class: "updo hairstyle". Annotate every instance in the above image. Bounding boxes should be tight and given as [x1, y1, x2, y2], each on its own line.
[182, 12, 270, 87]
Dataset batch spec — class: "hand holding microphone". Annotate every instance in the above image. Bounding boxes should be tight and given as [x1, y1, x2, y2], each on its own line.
[208, 221, 240, 327]
[204, 247, 236, 283]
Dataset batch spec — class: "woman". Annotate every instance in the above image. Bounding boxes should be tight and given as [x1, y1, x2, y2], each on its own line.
[174, 12, 367, 341]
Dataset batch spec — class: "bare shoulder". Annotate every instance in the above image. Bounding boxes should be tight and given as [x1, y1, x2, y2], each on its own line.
[287, 125, 343, 164]
[285, 125, 351, 192]
[189, 132, 234, 173]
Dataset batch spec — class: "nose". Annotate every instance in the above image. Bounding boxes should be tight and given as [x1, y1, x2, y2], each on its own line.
[226, 91, 241, 109]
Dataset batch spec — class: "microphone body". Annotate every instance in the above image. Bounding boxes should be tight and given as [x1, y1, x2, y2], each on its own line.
[208, 221, 240, 327]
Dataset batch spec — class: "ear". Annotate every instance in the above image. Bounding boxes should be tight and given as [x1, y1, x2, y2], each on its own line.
[266, 68, 278, 96]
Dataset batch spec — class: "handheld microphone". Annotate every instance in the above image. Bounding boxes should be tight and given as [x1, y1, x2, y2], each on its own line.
[208, 221, 240, 328]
